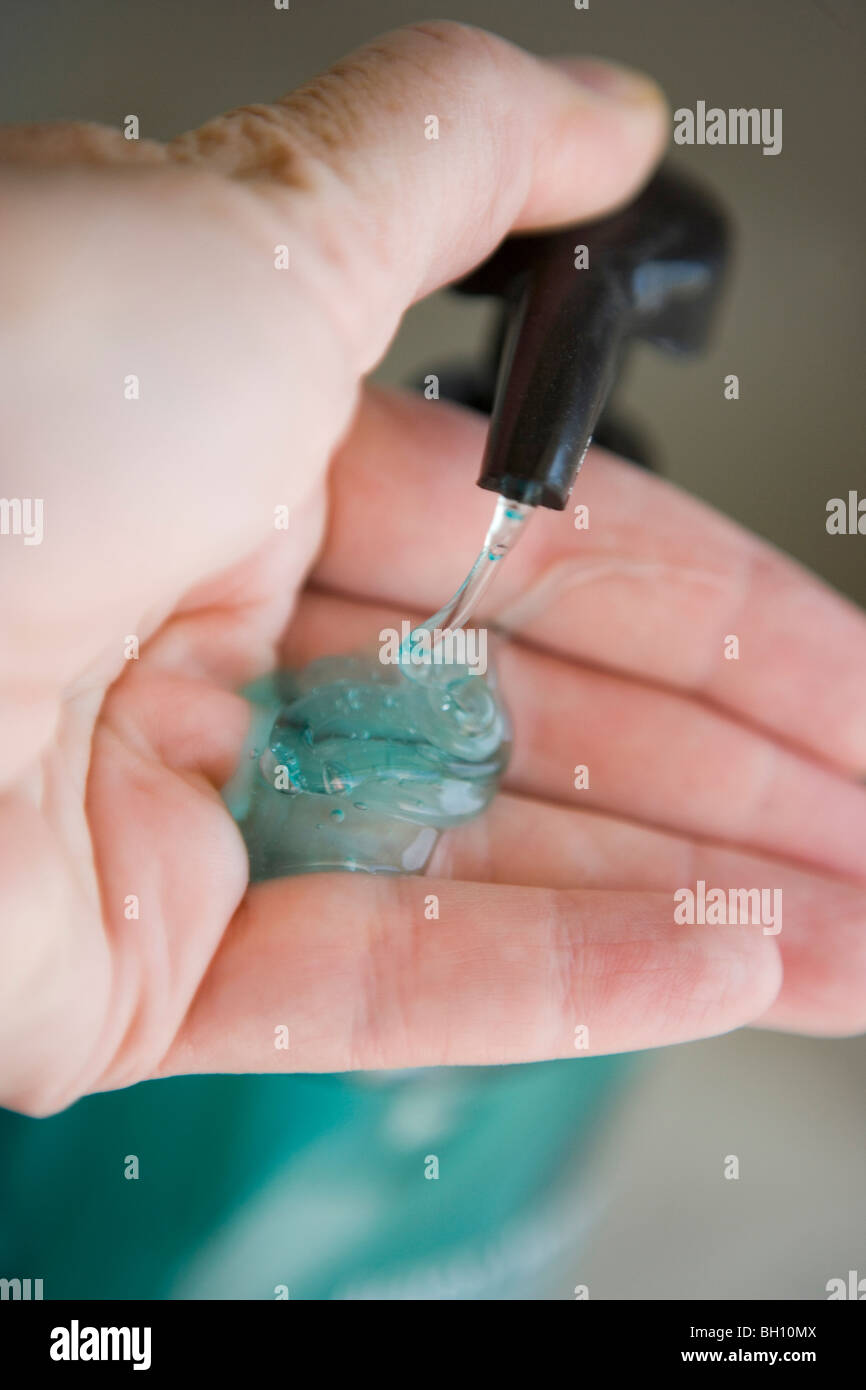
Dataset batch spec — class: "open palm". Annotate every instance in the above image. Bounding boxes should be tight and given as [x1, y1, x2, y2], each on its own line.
[2, 23, 864, 1116]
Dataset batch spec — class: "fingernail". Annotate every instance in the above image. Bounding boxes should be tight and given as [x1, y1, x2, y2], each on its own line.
[550, 55, 665, 107]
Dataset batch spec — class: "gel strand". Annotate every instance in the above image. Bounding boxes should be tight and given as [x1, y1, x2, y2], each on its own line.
[224, 496, 531, 879]
[401, 495, 532, 670]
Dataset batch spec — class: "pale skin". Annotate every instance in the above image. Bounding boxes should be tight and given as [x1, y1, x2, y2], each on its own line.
[1, 22, 865, 1118]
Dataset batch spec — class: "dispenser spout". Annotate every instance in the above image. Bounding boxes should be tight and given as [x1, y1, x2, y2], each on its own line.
[455, 166, 731, 510]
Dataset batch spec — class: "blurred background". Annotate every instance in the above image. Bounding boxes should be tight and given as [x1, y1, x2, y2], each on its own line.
[0, 0, 863, 1299]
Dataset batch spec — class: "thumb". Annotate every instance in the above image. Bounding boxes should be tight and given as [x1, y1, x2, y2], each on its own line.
[167, 21, 669, 370]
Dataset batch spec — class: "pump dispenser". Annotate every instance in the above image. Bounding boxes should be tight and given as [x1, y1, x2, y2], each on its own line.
[456, 166, 730, 509]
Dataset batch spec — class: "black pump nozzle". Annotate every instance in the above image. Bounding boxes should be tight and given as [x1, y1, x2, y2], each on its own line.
[456, 166, 730, 510]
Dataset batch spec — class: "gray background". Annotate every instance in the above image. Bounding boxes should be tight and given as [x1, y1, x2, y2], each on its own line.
[1, 0, 863, 1299]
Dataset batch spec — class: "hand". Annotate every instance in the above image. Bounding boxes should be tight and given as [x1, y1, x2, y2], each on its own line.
[1, 22, 864, 1116]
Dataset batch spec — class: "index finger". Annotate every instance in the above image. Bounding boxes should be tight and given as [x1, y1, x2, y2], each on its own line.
[154, 872, 781, 1078]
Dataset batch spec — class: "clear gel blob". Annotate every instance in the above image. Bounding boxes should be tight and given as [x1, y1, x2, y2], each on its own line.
[224, 650, 511, 879]
[224, 496, 530, 880]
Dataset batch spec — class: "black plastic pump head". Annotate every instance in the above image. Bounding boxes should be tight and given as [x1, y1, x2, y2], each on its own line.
[457, 166, 730, 510]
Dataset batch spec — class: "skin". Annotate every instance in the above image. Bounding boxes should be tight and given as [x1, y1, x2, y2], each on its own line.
[1, 22, 864, 1118]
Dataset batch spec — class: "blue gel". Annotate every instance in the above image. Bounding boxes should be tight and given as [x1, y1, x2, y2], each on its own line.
[224, 648, 510, 879]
